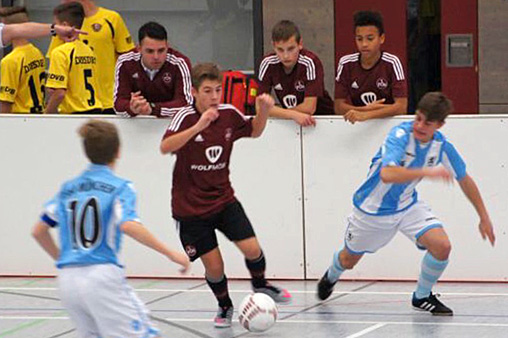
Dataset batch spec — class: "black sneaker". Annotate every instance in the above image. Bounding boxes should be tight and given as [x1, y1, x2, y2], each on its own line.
[412, 293, 453, 316]
[317, 271, 336, 301]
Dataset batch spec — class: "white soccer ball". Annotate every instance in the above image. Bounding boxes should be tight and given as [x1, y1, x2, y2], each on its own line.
[238, 293, 278, 332]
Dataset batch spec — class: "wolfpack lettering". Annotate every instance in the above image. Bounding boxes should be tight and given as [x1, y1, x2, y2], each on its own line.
[190, 163, 227, 171]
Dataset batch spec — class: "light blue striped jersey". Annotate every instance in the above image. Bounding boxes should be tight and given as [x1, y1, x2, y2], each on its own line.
[353, 121, 466, 216]
[41, 164, 140, 268]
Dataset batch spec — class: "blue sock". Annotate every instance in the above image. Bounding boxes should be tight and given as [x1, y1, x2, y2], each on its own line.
[326, 250, 345, 283]
[414, 252, 448, 299]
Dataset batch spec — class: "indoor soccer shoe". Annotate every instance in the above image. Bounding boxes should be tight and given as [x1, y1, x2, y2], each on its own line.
[412, 292, 453, 316]
[253, 283, 292, 304]
[317, 271, 336, 301]
[214, 305, 234, 328]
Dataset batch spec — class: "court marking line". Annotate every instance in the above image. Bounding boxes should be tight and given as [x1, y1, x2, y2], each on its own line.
[344, 322, 386, 338]
[3, 287, 508, 297]
[3, 316, 508, 328]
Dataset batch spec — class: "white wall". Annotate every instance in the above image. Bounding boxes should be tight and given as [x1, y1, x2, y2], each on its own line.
[0, 115, 506, 281]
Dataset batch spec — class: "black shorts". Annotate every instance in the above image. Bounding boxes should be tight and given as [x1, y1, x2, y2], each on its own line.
[176, 201, 256, 261]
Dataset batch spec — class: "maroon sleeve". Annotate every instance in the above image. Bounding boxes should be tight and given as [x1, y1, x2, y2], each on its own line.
[257, 58, 273, 95]
[304, 56, 325, 98]
[153, 55, 193, 118]
[229, 108, 253, 141]
[162, 107, 195, 140]
[334, 58, 350, 100]
[113, 57, 137, 117]
[390, 65, 407, 98]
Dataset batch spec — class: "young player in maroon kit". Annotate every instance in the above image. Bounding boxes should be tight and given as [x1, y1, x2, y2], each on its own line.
[258, 20, 334, 126]
[160, 63, 292, 328]
[114, 22, 192, 118]
[335, 11, 408, 123]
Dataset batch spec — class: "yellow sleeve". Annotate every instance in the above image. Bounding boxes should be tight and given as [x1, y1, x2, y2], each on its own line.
[46, 36, 64, 59]
[112, 12, 134, 53]
[46, 48, 69, 89]
[0, 57, 20, 103]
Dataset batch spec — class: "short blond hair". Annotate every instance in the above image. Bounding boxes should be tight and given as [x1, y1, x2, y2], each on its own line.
[78, 120, 120, 165]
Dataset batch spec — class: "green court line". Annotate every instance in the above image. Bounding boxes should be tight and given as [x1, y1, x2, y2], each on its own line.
[0, 311, 66, 337]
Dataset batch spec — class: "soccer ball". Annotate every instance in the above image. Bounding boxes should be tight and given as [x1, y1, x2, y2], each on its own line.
[238, 293, 278, 332]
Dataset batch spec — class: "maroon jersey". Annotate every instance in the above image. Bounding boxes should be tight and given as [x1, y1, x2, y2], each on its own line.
[335, 52, 407, 106]
[258, 49, 334, 115]
[114, 49, 192, 118]
[163, 104, 253, 219]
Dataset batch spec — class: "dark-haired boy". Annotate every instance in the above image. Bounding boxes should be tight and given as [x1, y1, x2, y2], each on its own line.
[318, 92, 495, 315]
[335, 10, 407, 123]
[258, 20, 334, 126]
[161, 63, 292, 328]
[114, 21, 192, 118]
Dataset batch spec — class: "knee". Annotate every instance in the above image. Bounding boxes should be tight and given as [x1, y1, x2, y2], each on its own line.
[431, 241, 452, 261]
[205, 265, 224, 280]
[339, 250, 361, 270]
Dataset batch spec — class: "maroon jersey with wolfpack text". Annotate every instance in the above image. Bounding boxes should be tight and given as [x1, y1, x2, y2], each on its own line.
[258, 49, 334, 115]
[335, 52, 407, 106]
[163, 104, 253, 220]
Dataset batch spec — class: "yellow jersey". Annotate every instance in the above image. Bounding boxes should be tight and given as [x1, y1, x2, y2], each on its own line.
[0, 43, 45, 113]
[46, 40, 102, 113]
[47, 7, 134, 109]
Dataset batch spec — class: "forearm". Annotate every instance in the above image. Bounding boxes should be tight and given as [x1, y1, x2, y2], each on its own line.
[3, 23, 51, 44]
[294, 97, 317, 115]
[114, 97, 136, 117]
[151, 99, 187, 118]
[120, 221, 176, 258]
[45, 88, 65, 114]
[268, 105, 299, 119]
[32, 222, 59, 260]
[160, 125, 200, 154]
[335, 99, 371, 115]
[0, 101, 12, 114]
[362, 100, 407, 120]
[459, 175, 490, 220]
[380, 166, 429, 183]
[251, 112, 269, 138]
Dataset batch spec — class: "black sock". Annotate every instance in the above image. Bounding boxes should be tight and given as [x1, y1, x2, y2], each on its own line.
[206, 275, 233, 308]
[246, 251, 267, 289]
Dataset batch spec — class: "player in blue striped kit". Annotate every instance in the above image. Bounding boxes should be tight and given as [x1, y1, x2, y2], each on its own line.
[32, 119, 189, 338]
[317, 92, 495, 315]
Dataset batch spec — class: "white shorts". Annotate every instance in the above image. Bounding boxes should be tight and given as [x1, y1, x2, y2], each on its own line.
[58, 264, 159, 338]
[344, 201, 443, 254]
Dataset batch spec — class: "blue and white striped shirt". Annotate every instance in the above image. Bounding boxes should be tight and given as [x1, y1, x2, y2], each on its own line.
[41, 164, 140, 268]
[353, 121, 466, 216]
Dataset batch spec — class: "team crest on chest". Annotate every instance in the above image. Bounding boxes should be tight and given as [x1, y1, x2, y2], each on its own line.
[376, 77, 388, 90]
[224, 128, 233, 141]
[205, 146, 223, 164]
[163, 73, 172, 84]
[283, 94, 298, 108]
[360, 92, 377, 105]
[92, 23, 102, 32]
[294, 80, 305, 92]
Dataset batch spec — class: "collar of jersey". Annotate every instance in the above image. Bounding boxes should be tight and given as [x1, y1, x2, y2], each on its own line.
[87, 163, 113, 173]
